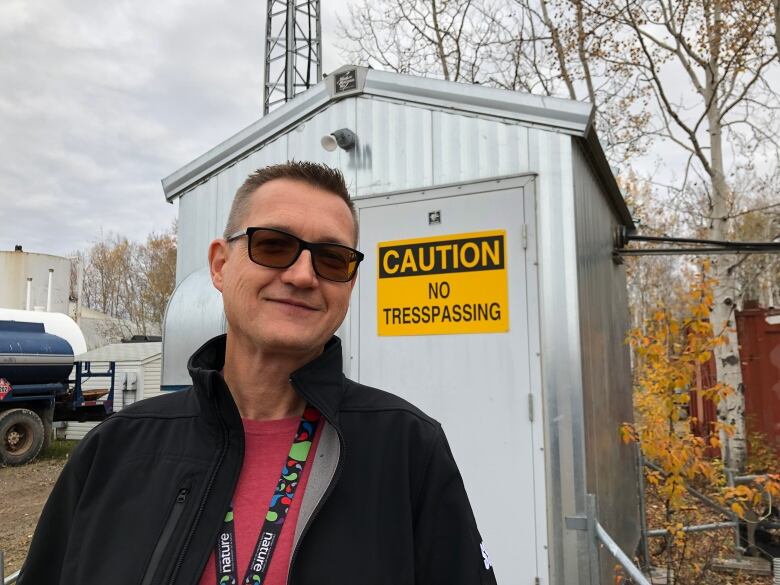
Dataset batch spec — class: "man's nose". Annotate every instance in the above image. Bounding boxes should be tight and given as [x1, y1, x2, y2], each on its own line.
[280, 250, 319, 287]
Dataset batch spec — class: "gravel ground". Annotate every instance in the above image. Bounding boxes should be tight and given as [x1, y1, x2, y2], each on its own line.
[643, 484, 776, 585]
[0, 454, 68, 576]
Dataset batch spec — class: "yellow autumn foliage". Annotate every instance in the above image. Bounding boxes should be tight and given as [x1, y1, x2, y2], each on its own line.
[622, 263, 780, 525]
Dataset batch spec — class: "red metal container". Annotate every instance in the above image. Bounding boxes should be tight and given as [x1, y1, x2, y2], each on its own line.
[736, 305, 780, 457]
[688, 351, 720, 458]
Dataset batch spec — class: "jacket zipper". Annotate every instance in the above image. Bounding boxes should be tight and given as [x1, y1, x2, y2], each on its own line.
[286, 426, 346, 585]
[166, 401, 230, 585]
[139, 488, 189, 585]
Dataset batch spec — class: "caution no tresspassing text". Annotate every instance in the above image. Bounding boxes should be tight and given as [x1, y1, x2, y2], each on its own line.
[376, 230, 509, 336]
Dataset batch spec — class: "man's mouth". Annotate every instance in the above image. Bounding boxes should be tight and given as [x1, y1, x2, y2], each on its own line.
[267, 298, 319, 311]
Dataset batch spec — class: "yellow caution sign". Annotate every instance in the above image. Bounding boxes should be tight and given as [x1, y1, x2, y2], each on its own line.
[377, 230, 509, 336]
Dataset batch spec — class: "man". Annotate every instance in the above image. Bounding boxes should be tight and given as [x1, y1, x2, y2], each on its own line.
[19, 162, 497, 585]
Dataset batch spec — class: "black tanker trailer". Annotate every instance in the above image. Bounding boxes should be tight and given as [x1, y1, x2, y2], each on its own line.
[0, 320, 116, 465]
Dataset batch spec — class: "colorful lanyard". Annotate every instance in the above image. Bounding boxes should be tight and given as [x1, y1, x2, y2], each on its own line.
[215, 406, 321, 585]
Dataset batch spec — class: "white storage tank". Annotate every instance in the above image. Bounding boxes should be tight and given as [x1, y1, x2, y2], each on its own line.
[0, 248, 71, 314]
[0, 308, 87, 355]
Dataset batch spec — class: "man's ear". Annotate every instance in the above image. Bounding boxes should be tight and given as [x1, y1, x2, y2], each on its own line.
[208, 239, 229, 292]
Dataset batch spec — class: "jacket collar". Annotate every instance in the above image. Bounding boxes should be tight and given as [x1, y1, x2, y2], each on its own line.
[187, 334, 347, 427]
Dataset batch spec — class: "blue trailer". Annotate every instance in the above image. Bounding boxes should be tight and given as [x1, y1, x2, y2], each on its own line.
[0, 320, 116, 465]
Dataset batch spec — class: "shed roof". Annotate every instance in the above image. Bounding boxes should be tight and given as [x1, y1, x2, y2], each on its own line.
[162, 65, 634, 230]
[77, 342, 161, 363]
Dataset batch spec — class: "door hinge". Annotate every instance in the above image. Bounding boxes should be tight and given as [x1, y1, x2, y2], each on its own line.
[522, 223, 528, 250]
[528, 392, 534, 422]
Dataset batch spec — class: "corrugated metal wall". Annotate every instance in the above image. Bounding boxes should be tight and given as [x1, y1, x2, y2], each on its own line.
[138, 356, 163, 401]
[175, 96, 534, 284]
[683, 307, 780, 461]
[687, 338, 720, 458]
[571, 142, 639, 581]
[354, 98, 432, 193]
[431, 111, 529, 184]
[736, 306, 780, 457]
[529, 129, 588, 584]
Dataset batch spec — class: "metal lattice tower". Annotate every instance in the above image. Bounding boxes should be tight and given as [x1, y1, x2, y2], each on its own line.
[263, 0, 322, 115]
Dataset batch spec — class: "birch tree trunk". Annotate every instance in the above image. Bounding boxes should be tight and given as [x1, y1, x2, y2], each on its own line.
[705, 1, 746, 470]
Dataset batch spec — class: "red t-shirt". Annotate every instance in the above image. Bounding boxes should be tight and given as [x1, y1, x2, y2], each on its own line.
[198, 415, 322, 585]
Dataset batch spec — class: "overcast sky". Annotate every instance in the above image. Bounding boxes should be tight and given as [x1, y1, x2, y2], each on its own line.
[2, 2, 774, 259]
[0, 0, 352, 257]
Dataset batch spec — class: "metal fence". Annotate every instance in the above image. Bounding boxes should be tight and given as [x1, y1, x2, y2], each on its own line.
[0, 550, 18, 584]
[566, 494, 652, 585]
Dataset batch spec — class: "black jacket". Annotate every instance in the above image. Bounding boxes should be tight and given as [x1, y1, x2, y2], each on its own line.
[19, 335, 497, 585]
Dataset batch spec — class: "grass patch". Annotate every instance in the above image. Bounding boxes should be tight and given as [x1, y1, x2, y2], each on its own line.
[39, 439, 79, 461]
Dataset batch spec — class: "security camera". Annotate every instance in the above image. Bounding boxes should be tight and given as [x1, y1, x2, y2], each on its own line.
[321, 128, 357, 151]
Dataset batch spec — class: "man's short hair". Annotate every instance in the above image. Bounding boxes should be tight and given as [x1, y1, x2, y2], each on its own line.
[223, 161, 358, 243]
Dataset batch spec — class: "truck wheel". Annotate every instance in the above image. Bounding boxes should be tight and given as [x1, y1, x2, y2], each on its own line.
[0, 408, 45, 466]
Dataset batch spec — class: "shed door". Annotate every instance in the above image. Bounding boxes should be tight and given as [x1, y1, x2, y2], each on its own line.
[352, 181, 541, 584]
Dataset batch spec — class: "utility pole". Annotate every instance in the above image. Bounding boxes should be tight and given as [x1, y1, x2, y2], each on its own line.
[264, 0, 322, 115]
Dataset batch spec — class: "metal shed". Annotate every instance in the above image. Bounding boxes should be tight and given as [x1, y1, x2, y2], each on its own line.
[65, 341, 162, 440]
[161, 65, 638, 585]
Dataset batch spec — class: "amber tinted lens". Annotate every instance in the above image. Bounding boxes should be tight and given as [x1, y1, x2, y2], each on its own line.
[247, 228, 359, 282]
[249, 229, 300, 268]
[312, 245, 358, 282]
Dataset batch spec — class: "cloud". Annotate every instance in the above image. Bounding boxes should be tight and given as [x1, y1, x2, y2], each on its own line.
[0, 1, 32, 36]
[10, 0, 772, 262]
[0, 1, 298, 256]
[0, 0, 370, 258]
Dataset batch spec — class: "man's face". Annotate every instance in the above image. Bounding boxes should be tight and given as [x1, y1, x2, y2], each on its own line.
[209, 178, 357, 358]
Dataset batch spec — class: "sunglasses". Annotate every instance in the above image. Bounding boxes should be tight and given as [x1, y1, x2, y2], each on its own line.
[226, 227, 364, 282]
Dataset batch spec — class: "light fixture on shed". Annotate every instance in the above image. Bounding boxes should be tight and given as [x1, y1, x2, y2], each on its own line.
[321, 128, 357, 151]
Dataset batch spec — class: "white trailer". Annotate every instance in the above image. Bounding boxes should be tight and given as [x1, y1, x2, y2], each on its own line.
[161, 65, 639, 585]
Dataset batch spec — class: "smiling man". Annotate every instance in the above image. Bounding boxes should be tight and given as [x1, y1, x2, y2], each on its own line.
[18, 162, 497, 585]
